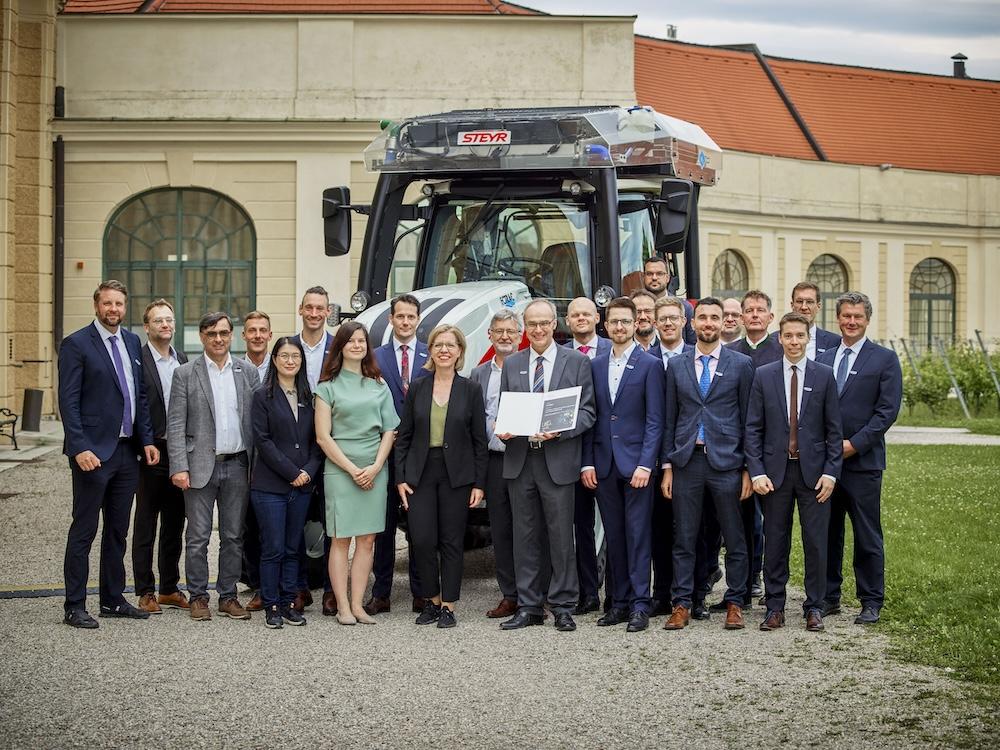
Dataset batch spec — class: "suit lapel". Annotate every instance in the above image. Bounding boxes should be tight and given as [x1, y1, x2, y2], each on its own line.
[683, 353, 701, 401]
[90, 325, 123, 395]
[705, 348, 727, 399]
[614, 347, 642, 399]
[799, 360, 815, 418]
[194, 355, 217, 424]
[772, 364, 790, 426]
[232, 360, 246, 415]
[141, 343, 165, 406]
[839, 340, 873, 398]
[382, 344, 403, 396]
[548, 347, 568, 392]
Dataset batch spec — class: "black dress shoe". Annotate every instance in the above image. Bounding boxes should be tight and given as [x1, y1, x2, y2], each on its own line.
[596, 608, 629, 626]
[500, 611, 545, 630]
[821, 600, 842, 616]
[692, 602, 710, 620]
[650, 598, 672, 616]
[854, 605, 880, 624]
[99, 603, 150, 620]
[626, 611, 650, 632]
[573, 596, 600, 615]
[64, 610, 99, 629]
[553, 613, 576, 632]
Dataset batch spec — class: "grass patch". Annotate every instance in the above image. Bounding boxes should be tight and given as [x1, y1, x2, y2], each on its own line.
[895, 402, 1000, 435]
[789, 444, 1000, 694]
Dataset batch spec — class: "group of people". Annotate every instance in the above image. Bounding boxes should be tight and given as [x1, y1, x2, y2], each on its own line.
[59, 256, 902, 636]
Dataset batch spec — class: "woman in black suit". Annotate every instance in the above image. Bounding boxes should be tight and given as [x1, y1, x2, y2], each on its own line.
[396, 324, 488, 628]
[250, 336, 323, 629]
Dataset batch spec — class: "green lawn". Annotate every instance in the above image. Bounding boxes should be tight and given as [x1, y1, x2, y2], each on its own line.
[790, 444, 1000, 691]
[895, 402, 1000, 435]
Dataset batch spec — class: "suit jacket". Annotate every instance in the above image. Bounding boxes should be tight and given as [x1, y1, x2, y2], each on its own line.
[648, 340, 694, 367]
[769, 326, 839, 359]
[563, 337, 612, 358]
[583, 346, 664, 478]
[726, 335, 783, 370]
[250, 385, 324, 494]
[660, 346, 754, 472]
[499, 344, 596, 485]
[744, 359, 842, 488]
[395, 375, 488, 489]
[140, 343, 189, 441]
[374, 340, 432, 417]
[59, 323, 155, 462]
[166, 354, 260, 489]
[817, 339, 902, 472]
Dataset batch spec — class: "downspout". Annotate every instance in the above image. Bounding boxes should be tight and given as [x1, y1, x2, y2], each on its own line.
[53, 135, 64, 350]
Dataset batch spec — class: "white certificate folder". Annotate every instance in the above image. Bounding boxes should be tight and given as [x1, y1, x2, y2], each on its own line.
[494, 386, 582, 437]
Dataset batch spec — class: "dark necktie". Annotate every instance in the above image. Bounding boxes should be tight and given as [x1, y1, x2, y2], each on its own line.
[400, 344, 410, 395]
[108, 335, 133, 438]
[789, 364, 799, 458]
[533, 356, 545, 393]
[836, 347, 853, 394]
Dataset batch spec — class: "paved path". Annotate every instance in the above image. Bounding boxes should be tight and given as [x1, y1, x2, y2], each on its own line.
[886, 425, 1000, 445]
[0, 452, 995, 748]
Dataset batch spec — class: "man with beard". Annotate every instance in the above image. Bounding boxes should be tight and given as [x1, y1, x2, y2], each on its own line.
[661, 298, 754, 631]
[629, 290, 658, 351]
[642, 256, 694, 344]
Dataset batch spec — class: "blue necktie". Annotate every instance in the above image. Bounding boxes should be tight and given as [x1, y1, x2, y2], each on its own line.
[532, 356, 545, 393]
[697, 354, 712, 443]
[108, 335, 133, 438]
[836, 347, 853, 395]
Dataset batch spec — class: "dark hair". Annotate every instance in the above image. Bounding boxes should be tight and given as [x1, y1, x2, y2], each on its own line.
[629, 289, 657, 304]
[262, 336, 312, 402]
[94, 279, 128, 301]
[319, 321, 383, 383]
[390, 293, 421, 316]
[301, 286, 329, 304]
[142, 298, 173, 323]
[606, 296, 637, 317]
[741, 290, 772, 310]
[791, 281, 820, 301]
[694, 296, 724, 314]
[643, 256, 668, 271]
[778, 312, 812, 334]
[199, 311, 233, 332]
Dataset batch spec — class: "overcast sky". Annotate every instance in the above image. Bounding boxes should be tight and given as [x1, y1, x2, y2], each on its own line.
[521, 0, 1000, 80]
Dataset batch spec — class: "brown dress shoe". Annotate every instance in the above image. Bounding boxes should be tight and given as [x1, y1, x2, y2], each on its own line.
[292, 590, 313, 612]
[218, 598, 251, 620]
[189, 596, 212, 621]
[724, 602, 745, 630]
[806, 609, 825, 632]
[759, 610, 785, 631]
[663, 605, 690, 630]
[158, 591, 190, 610]
[412, 597, 426, 613]
[322, 591, 338, 616]
[137, 593, 162, 615]
[363, 596, 390, 616]
[486, 598, 518, 619]
[245, 592, 263, 612]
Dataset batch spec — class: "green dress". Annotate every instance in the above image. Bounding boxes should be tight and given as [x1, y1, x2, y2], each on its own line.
[314, 370, 400, 538]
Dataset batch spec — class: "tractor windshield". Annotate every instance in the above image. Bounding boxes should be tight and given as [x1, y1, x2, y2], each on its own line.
[421, 199, 592, 309]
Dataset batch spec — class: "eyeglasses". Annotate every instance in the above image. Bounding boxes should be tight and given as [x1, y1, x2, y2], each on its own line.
[793, 298, 818, 307]
[276, 353, 302, 362]
[524, 320, 554, 330]
[203, 330, 232, 339]
[657, 315, 682, 324]
[149, 317, 175, 325]
[606, 318, 634, 327]
[489, 328, 519, 338]
[432, 342, 459, 351]
[723, 312, 742, 319]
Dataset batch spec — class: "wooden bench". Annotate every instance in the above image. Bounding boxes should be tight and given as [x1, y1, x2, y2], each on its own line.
[0, 408, 17, 450]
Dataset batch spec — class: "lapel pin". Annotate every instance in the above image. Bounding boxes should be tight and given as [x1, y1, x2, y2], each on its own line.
[520, 371, 528, 375]
[804, 386, 813, 392]
[626, 364, 635, 370]
[850, 370, 858, 375]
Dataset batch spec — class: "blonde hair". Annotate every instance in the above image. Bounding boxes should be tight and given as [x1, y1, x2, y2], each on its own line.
[424, 324, 467, 372]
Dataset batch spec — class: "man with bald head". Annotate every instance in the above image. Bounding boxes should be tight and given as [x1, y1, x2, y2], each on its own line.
[721, 298, 743, 345]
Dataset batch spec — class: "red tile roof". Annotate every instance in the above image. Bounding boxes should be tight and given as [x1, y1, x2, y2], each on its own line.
[62, 0, 540, 13]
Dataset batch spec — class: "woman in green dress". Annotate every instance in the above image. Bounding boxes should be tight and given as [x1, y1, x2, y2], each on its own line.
[314, 321, 399, 625]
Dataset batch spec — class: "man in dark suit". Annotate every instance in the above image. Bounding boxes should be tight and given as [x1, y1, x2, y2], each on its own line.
[642, 256, 695, 345]
[364, 293, 429, 616]
[59, 280, 158, 628]
[746, 312, 843, 633]
[290, 289, 336, 614]
[167, 311, 260, 622]
[581, 297, 664, 632]
[497, 298, 596, 632]
[132, 299, 189, 615]
[661, 297, 755, 631]
[471, 309, 523, 619]
[564, 296, 611, 614]
[771, 281, 840, 360]
[720, 298, 743, 345]
[817, 291, 902, 624]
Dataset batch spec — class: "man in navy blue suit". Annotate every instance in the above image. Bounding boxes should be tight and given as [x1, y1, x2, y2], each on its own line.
[581, 297, 664, 632]
[364, 293, 429, 616]
[661, 297, 755, 631]
[641, 256, 695, 345]
[746, 312, 843, 633]
[564, 296, 611, 614]
[817, 292, 902, 624]
[771, 281, 840, 360]
[59, 280, 158, 628]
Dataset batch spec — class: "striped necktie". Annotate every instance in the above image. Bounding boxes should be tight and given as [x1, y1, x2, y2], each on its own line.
[532, 356, 545, 393]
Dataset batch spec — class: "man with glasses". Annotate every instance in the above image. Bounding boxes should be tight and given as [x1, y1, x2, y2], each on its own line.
[167, 312, 260, 622]
[773, 282, 840, 360]
[471, 309, 523, 618]
[133, 299, 189, 615]
[721, 298, 744, 344]
[497, 299, 596, 632]
[630, 290, 659, 351]
[642, 256, 695, 344]
[581, 297, 664, 632]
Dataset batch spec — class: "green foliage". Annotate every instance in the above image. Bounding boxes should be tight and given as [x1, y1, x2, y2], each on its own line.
[902, 354, 951, 414]
[899, 341, 1000, 420]
[948, 343, 996, 415]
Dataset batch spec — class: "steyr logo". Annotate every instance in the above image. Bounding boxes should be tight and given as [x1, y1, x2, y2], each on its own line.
[458, 130, 512, 145]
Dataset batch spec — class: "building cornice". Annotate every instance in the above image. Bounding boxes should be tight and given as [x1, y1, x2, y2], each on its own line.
[53, 119, 381, 144]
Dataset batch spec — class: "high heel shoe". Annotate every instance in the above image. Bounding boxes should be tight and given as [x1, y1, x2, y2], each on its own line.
[335, 611, 357, 626]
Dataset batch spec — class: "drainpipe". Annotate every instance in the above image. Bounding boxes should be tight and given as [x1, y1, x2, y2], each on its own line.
[53, 135, 64, 350]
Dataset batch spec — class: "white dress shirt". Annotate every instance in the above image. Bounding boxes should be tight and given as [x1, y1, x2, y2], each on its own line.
[484, 358, 505, 452]
[608, 342, 636, 405]
[147, 341, 180, 411]
[573, 335, 601, 359]
[244, 355, 269, 382]
[660, 340, 686, 369]
[529, 341, 558, 392]
[806, 325, 820, 360]
[94, 320, 136, 437]
[205, 354, 245, 454]
[832, 336, 867, 384]
[693, 342, 723, 383]
[393, 336, 419, 380]
[301, 333, 327, 391]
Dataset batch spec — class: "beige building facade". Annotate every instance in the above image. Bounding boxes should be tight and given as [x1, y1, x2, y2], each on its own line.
[1, 10, 997, 413]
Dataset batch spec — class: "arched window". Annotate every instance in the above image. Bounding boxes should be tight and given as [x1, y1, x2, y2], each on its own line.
[711, 249, 749, 299]
[806, 254, 849, 330]
[909, 258, 956, 349]
[104, 188, 256, 353]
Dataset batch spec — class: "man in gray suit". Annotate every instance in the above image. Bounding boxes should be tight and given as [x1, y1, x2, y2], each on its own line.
[168, 311, 259, 622]
[497, 299, 596, 632]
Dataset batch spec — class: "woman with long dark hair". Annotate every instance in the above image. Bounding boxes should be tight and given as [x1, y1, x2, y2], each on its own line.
[314, 321, 399, 625]
[250, 336, 323, 629]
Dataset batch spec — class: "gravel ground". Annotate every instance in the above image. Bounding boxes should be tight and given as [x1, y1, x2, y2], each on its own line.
[0, 453, 994, 749]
